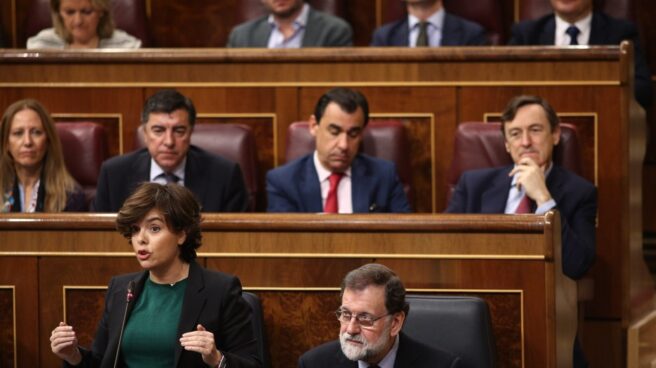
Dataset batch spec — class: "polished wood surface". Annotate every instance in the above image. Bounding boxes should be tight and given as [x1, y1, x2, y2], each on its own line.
[0, 213, 573, 368]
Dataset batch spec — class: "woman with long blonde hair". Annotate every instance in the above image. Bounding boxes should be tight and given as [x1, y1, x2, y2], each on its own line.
[0, 99, 85, 212]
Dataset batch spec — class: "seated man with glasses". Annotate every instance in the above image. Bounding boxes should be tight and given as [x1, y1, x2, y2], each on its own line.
[298, 263, 460, 368]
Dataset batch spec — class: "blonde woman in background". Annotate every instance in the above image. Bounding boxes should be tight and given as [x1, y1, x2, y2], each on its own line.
[27, 0, 141, 49]
[0, 99, 85, 212]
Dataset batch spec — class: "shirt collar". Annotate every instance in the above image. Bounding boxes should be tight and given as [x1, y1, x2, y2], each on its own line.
[149, 157, 186, 182]
[408, 6, 445, 31]
[268, 3, 310, 29]
[554, 11, 592, 36]
[313, 151, 351, 181]
[357, 335, 400, 368]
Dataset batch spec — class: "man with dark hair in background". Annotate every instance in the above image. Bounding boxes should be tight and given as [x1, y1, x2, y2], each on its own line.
[227, 0, 352, 48]
[93, 89, 248, 212]
[298, 263, 460, 368]
[371, 0, 488, 47]
[509, 0, 652, 108]
[266, 87, 409, 213]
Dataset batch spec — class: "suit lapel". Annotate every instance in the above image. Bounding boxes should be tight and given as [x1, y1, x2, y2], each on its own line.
[253, 18, 272, 47]
[300, 157, 324, 212]
[173, 262, 206, 366]
[392, 332, 416, 368]
[351, 156, 371, 213]
[481, 167, 512, 213]
[540, 15, 556, 45]
[545, 165, 566, 203]
[394, 19, 410, 46]
[130, 150, 150, 188]
[302, 8, 321, 47]
[184, 147, 207, 205]
[588, 12, 607, 45]
[441, 14, 461, 46]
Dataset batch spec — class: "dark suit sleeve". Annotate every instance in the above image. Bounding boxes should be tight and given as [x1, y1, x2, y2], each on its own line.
[387, 165, 411, 213]
[64, 186, 88, 212]
[92, 162, 111, 212]
[370, 27, 385, 46]
[559, 185, 597, 280]
[265, 169, 299, 212]
[324, 20, 353, 47]
[223, 164, 249, 212]
[215, 277, 261, 368]
[467, 25, 489, 46]
[445, 173, 468, 213]
[623, 25, 653, 108]
[507, 23, 527, 45]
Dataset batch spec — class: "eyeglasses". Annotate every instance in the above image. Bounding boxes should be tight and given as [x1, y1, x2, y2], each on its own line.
[335, 309, 391, 328]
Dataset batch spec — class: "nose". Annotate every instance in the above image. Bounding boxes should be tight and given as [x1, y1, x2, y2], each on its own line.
[336, 132, 348, 151]
[72, 12, 83, 25]
[520, 130, 531, 147]
[163, 129, 175, 148]
[23, 132, 34, 146]
[345, 316, 361, 334]
[133, 228, 148, 246]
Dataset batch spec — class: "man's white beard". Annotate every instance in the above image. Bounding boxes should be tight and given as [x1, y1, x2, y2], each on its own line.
[339, 322, 392, 362]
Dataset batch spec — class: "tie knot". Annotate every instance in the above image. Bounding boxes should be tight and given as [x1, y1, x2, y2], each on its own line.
[328, 172, 343, 187]
[566, 25, 580, 45]
[162, 172, 180, 184]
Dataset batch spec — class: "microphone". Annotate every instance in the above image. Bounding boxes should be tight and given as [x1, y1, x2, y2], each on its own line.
[113, 281, 135, 368]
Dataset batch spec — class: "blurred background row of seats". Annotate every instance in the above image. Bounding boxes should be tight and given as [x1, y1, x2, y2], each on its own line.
[11, 0, 636, 47]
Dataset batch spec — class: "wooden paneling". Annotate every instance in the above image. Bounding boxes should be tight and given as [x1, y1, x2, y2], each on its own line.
[0, 212, 572, 368]
[0, 46, 651, 365]
[0, 288, 15, 368]
[0, 258, 38, 367]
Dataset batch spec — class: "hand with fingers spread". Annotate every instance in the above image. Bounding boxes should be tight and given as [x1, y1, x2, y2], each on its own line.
[180, 324, 223, 367]
[50, 322, 82, 365]
[508, 157, 552, 206]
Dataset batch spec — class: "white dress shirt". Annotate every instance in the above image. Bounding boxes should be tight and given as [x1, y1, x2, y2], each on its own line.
[267, 3, 310, 49]
[408, 7, 445, 47]
[150, 158, 186, 186]
[554, 12, 592, 46]
[313, 151, 353, 213]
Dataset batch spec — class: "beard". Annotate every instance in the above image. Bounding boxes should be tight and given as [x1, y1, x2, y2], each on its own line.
[339, 322, 393, 362]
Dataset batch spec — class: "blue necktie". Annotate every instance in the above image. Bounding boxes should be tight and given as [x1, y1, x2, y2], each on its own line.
[566, 25, 580, 45]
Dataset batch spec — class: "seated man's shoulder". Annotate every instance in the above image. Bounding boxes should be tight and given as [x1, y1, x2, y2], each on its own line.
[188, 145, 238, 168]
[356, 153, 397, 172]
[267, 154, 312, 179]
[101, 148, 147, 170]
[227, 16, 268, 46]
[554, 165, 595, 191]
[592, 11, 639, 37]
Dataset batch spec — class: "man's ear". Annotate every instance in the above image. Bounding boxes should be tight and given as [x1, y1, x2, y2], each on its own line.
[552, 124, 561, 146]
[309, 115, 319, 137]
[390, 311, 406, 337]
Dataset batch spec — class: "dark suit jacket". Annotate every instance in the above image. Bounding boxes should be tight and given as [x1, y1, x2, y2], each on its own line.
[509, 11, 652, 108]
[227, 6, 352, 47]
[371, 13, 488, 46]
[92, 146, 248, 212]
[447, 165, 597, 280]
[298, 332, 460, 368]
[68, 261, 260, 368]
[266, 153, 410, 213]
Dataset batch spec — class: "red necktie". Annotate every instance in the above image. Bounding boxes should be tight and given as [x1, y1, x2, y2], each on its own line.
[324, 172, 343, 213]
[515, 194, 533, 214]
